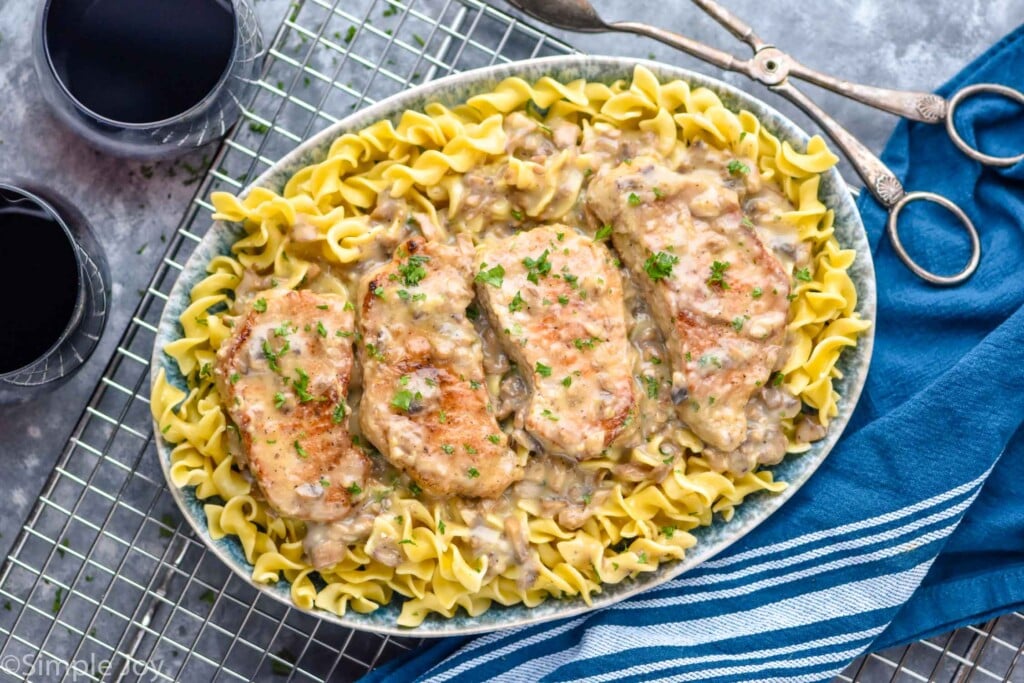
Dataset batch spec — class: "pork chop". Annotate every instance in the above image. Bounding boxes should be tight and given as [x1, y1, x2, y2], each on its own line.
[587, 156, 790, 457]
[214, 289, 369, 522]
[475, 225, 639, 458]
[357, 235, 523, 498]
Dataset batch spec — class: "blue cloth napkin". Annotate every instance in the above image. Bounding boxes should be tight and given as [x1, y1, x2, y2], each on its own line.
[365, 25, 1024, 682]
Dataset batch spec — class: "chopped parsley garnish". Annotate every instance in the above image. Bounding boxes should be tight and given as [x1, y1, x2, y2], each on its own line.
[557, 294, 569, 305]
[475, 263, 505, 288]
[594, 224, 613, 241]
[316, 304, 329, 310]
[398, 254, 430, 286]
[372, 285, 385, 299]
[293, 441, 308, 458]
[731, 317, 745, 332]
[344, 301, 354, 312]
[523, 250, 552, 284]
[320, 477, 331, 487]
[253, 298, 267, 313]
[438, 519, 446, 534]
[332, 403, 346, 423]
[707, 260, 731, 289]
[410, 481, 423, 497]
[751, 286, 763, 298]
[464, 444, 478, 454]
[469, 379, 482, 390]
[509, 291, 525, 313]
[441, 444, 455, 454]
[347, 482, 362, 495]
[467, 467, 480, 479]
[541, 409, 559, 422]
[438, 409, 447, 423]
[727, 159, 750, 176]
[511, 208, 524, 221]
[399, 539, 416, 545]
[653, 186, 665, 200]
[292, 368, 314, 402]
[699, 354, 723, 369]
[535, 362, 552, 377]
[643, 251, 679, 281]
[772, 372, 785, 387]
[274, 392, 286, 409]
[487, 434, 501, 444]
[561, 376, 572, 388]
[391, 389, 420, 412]
[229, 372, 240, 384]
[795, 267, 812, 282]
[366, 343, 385, 361]
[397, 289, 410, 301]
[627, 192, 641, 206]
[741, 216, 755, 228]
[573, 337, 601, 350]
[638, 551, 648, 564]
[261, 339, 289, 372]
[642, 375, 659, 399]
[316, 321, 327, 337]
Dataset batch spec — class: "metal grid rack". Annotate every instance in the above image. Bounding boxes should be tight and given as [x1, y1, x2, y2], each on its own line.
[0, 1, 1021, 681]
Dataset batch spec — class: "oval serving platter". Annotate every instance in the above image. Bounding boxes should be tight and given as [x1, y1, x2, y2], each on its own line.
[151, 55, 876, 637]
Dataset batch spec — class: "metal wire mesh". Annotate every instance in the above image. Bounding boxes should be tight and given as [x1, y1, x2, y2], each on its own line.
[0, 1, 1020, 681]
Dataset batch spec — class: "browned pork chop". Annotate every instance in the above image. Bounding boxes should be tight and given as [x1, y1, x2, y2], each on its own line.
[475, 225, 639, 459]
[358, 236, 523, 498]
[214, 289, 369, 522]
[587, 156, 790, 456]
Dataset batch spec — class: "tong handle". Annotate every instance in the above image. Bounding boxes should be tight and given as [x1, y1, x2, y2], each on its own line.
[689, 0, 766, 51]
[785, 59, 948, 123]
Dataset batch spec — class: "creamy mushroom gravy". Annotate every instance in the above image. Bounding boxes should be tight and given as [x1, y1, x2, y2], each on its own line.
[226, 111, 821, 572]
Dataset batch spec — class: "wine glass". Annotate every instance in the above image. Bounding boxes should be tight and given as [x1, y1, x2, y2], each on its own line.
[33, 0, 265, 159]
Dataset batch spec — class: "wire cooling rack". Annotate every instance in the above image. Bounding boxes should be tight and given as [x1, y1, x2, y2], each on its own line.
[1, 1, 1022, 681]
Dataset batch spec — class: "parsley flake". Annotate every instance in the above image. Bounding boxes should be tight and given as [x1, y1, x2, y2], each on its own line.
[523, 250, 552, 284]
[467, 467, 480, 479]
[644, 251, 679, 281]
[795, 267, 812, 282]
[253, 298, 267, 313]
[707, 260, 731, 289]
[594, 224, 613, 241]
[535, 362, 552, 377]
[293, 441, 308, 458]
[475, 263, 505, 288]
[727, 159, 750, 176]
[627, 192, 641, 206]
[509, 291, 525, 312]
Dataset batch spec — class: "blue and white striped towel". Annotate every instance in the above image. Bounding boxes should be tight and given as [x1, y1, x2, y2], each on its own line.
[365, 23, 1024, 682]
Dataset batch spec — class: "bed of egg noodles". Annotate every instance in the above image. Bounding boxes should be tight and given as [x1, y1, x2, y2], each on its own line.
[151, 65, 870, 626]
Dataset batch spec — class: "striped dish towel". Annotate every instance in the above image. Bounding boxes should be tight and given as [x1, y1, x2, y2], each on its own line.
[365, 23, 1024, 682]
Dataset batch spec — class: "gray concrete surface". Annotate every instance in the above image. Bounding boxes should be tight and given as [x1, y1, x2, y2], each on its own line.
[0, 0, 1020, 632]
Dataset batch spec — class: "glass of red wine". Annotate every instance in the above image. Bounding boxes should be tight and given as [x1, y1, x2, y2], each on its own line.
[0, 181, 110, 404]
[33, 0, 264, 159]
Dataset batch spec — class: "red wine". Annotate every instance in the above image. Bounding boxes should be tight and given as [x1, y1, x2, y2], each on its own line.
[44, 0, 236, 124]
[0, 197, 80, 374]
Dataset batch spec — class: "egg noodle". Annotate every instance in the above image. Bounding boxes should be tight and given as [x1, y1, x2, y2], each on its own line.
[151, 65, 870, 626]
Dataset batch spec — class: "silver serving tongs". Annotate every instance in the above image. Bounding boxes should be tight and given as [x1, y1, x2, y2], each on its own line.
[508, 0, 1024, 285]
